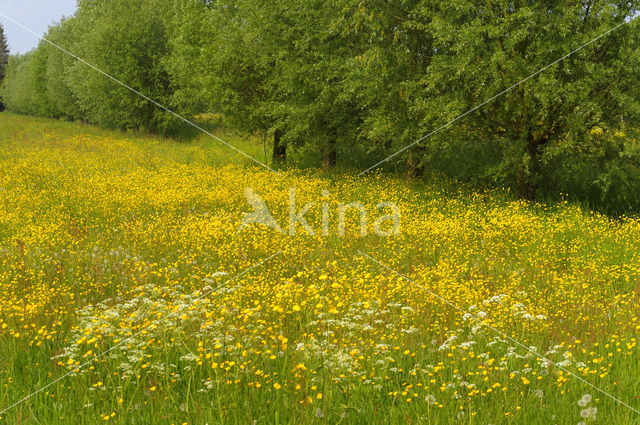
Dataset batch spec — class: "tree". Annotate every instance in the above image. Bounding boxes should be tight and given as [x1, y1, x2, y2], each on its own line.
[263, 0, 363, 171]
[1, 53, 40, 115]
[170, 0, 295, 166]
[40, 19, 82, 120]
[0, 23, 10, 110]
[169, 0, 281, 156]
[340, 0, 435, 175]
[345, 1, 640, 195]
[66, 0, 176, 132]
[372, 1, 639, 197]
[232, 0, 362, 170]
[170, 0, 364, 170]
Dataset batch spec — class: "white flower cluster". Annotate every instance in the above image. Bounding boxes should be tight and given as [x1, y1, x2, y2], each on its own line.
[55, 280, 236, 386]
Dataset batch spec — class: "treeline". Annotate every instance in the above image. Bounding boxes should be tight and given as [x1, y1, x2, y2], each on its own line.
[2, 0, 640, 214]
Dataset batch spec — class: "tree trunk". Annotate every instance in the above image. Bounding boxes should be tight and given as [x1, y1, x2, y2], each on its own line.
[406, 146, 425, 178]
[322, 139, 336, 171]
[272, 129, 286, 165]
[517, 132, 548, 200]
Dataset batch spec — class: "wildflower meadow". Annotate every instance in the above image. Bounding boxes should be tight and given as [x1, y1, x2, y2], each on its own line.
[0, 114, 640, 424]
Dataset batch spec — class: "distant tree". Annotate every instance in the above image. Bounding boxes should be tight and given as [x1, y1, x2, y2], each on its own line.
[0, 23, 10, 111]
[28, 40, 60, 117]
[1, 20, 83, 119]
[0, 24, 8, 81]
[1, 53, 41, 115]
[42, 19, 82, 120]
[170, 0, 292, 166]
[169, 0, 291, 165]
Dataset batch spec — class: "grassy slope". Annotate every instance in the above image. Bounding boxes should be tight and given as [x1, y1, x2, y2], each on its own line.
[0, 113, 639, 424]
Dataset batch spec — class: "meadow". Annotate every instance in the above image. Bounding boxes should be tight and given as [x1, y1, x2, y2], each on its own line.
[1, 112, 640, 424]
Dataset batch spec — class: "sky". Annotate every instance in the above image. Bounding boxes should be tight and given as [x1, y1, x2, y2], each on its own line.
[0, 0, 78, 54]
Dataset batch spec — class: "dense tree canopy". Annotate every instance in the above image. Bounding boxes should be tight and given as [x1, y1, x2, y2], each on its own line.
[1, 0, 640, 212]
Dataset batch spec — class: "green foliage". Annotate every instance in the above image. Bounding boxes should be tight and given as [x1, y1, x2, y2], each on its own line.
[42, 19, 83, 120]
[169, 0, 273, 134]
[2, 53, 42, 115]
[1, 0, 640, 213]
[341, 1, 640, 211]
[1, 23, 77, 118]
[66, 0, 176, 132]
[542, 128, 640, 215]
[364, 1, 640, 195]
[0, 23, 9, 88]
[1, 0, 177, 132]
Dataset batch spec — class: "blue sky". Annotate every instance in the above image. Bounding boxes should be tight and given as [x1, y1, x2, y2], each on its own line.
[0, 0, 77, 54]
